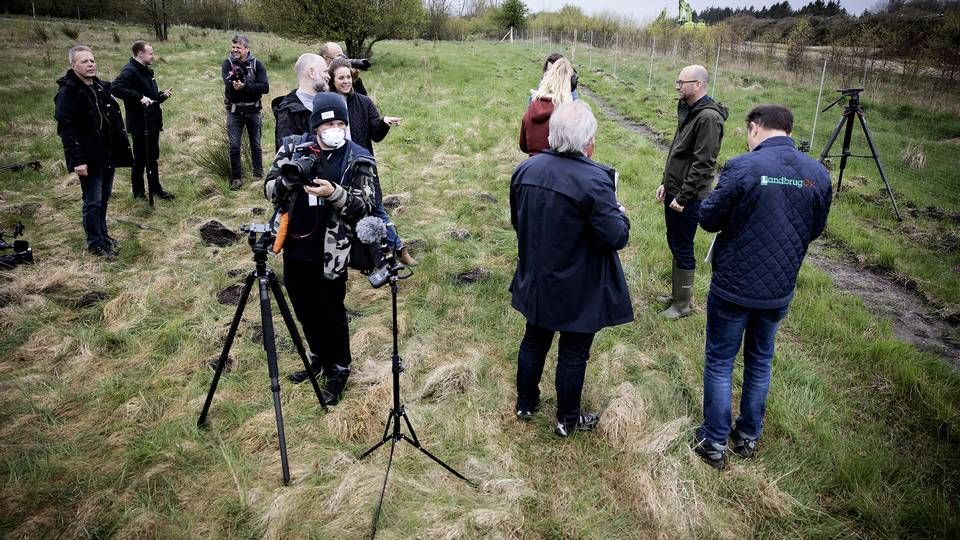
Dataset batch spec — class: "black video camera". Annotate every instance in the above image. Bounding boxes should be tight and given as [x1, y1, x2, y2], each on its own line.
[226, 63, 246, 84]
[0, 222, 34, 269]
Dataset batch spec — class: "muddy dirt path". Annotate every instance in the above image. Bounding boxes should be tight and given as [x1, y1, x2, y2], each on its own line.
[582, 85, 960, 370]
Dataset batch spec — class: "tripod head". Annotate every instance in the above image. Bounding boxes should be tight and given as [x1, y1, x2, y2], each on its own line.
[823, 87, 864, 113]
[240, 222, 276, 267]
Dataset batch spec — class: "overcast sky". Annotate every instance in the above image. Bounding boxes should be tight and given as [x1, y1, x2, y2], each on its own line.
[527, 0, 879, 23]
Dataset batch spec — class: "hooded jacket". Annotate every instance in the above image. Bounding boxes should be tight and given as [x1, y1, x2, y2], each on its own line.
[661, 95, 728, 206]
[271, 90, 311, 153]
[519, 98, 554, 156]
[221, 54, 269, 112]
[111, 57, 167, 134]
[54, 69, 133, 172]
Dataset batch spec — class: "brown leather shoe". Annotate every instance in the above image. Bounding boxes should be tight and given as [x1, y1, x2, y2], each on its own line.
[397, 246, 418, 266]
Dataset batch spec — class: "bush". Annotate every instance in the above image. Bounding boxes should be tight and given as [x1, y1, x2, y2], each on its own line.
[193, 132, 251, 181]
[112, 30, 121, 43]
[33, 23, 49, 44]
[60, 24, 80, 40]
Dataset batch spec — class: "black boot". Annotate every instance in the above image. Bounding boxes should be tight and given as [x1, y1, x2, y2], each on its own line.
[288, 352, 323, 384]
[321, 364, 351, 405]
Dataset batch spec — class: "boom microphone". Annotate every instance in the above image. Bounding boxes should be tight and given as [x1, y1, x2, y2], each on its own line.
[356, 216, 387, 245]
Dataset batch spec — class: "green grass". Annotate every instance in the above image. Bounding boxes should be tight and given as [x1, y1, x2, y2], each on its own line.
[0, 17, 958, 538]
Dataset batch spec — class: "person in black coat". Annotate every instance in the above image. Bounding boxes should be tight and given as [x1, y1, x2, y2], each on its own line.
[222, 35, 269, 189]
[510, 101, 634, 437]
[270, 53, 328, 153]
[111, 40, 174, 201]
[328, 57, 418, 266]
[55, 45, 133, 258]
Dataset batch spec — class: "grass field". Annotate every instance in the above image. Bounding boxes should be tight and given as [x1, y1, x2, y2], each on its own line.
[1, 18, 959, 538]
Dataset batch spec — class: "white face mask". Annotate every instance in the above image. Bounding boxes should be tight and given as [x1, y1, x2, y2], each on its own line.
[319, 127, 346, 149]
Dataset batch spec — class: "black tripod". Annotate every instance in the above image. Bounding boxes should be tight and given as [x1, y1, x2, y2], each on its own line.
[818, 87, 902, 220]
[358, 248, 474, 536]
[198, 222, 328, 485]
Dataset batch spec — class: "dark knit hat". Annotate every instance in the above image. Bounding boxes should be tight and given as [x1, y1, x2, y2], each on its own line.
[309, 93, 349, 131]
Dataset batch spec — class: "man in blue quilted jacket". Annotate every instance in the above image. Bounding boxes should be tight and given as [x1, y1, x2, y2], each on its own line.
[693, 105, 832, 469]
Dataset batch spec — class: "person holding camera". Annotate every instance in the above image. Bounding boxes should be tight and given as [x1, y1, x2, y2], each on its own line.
[112, 40, 174, 201]
[655, 65, 728, 319]
[222, 34, 269, 190]
[263, 93, 378, 404]
[55, 45, 133, 259]
[510, 101, 633, 437]
[692, 106, 832, 469]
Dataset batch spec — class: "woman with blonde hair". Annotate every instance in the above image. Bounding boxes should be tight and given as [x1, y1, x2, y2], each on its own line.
[520, 57, 577, 155]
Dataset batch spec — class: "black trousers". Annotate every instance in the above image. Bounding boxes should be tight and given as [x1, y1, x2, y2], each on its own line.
[282, 257, 351, 370]
[131, 131, 162, 196]
[516, 321, 596, 424]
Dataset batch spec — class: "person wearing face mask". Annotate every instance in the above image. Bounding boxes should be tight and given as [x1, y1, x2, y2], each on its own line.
[263, 93, 377, 404]
[271, 53, 329, 153]
[510, 101, 633, 438]
[327, 57, 416, 266]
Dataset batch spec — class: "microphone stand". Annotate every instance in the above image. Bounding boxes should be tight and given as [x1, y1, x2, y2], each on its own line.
[357, 230, 475, 537]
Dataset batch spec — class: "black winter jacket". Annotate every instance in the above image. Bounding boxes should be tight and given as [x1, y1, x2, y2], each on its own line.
[661, 95, 728, 206]
[55, 69, 133, 171]
[271, 90, 310, 153]
[510, 150, 634, 333]
[111, 57, 168, 134]
[221, 54, 269, 112]
[342, 91, 390, 155]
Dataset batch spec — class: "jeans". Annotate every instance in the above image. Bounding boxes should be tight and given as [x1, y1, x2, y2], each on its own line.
[516, 321, 596, 424]
[700, 291, 789, 445]
[80, 166, 115, 249]
[664, 195, 701, 271]
[226, 110, 263, 180]
[131, 131, 161, 195]
[371, 202, 402, 251]
[282, 257, 351, 370]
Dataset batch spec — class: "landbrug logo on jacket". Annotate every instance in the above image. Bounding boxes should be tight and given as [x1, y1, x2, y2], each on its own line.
[759, 175, 814, 188]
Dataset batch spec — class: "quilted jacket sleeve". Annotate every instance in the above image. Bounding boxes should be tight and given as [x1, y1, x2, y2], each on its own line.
[699, 159, 742, 233]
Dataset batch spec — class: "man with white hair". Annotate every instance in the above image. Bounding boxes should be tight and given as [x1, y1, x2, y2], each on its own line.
[509, 101, 634, 437]
[655, 64, 728, 319]
[271, 53, 329, 152]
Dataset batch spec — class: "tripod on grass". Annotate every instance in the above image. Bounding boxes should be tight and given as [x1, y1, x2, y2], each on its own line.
[357, 244, 475, 537]
[818, 88, 902, 221]
[198, 222, 328, 485]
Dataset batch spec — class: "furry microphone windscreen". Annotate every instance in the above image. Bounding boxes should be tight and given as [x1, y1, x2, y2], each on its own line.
[355, 216, 387, 245]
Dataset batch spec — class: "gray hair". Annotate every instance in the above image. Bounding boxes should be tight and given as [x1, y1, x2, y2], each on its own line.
[232, 34, 250, 48]
[319, 42, 342, 58]
[68, 45, 92, 65]
[548, 101, 597, 154]
[295, 53, 326, 79]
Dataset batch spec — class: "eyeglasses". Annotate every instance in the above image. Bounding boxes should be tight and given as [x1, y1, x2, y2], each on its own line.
[675, 79, 699, 86]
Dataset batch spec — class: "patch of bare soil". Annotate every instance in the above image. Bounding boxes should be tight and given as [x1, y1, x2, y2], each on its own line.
[807, 244, 960, 370]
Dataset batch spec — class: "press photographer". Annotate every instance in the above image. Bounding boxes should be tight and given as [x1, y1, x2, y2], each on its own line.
[222, 35, 269, 190]
[263, 93, 378, 404]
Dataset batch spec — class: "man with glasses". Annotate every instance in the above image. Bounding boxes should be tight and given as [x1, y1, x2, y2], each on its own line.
[654, 65, 728, 319]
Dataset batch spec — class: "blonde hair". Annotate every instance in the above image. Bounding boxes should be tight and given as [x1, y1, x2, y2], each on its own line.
[531, 57, 574, 106]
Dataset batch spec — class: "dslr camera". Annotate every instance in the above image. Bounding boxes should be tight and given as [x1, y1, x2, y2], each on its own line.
[264, 142, 325, 207]
[0, 222, 34, 270]
[226, 63, 246, 84]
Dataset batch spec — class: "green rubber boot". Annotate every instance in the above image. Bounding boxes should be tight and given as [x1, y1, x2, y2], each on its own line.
[656, 261, 678, 305]
[659, 267, 694, 319]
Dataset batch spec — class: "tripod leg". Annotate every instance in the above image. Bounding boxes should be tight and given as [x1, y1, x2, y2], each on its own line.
[198, 272, 256, 427]
[258, 275, 291, 485]
[268, 272, 328, 412]
[857, 112, 903, 221]
[819, 114, 847, 164]
[370, 437, 398, 539]
[398, 412, 475, 486]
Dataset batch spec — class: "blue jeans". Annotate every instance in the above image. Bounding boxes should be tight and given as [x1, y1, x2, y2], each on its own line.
[226, 110, 263, 179]
[80, 166, 115, 249]
[664, 195, 701, 271]
[371, 203, 402, 251]
[700, 291, 789, 445]
[516, 322, 596, 424]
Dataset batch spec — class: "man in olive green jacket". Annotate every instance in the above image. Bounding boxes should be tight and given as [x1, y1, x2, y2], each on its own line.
[655, 64, 728, 319]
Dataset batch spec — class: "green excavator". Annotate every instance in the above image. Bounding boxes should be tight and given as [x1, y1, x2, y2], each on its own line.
[678, 0, 707, 28]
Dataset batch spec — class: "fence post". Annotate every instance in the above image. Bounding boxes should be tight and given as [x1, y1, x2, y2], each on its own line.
[713, 42, 721, 100]
[648, 37, 656, 90]
[572, 29, 577, 63]
[811, 58, 828, 146]
[589, 30, 594, 71]
[614, 33, 619, 78]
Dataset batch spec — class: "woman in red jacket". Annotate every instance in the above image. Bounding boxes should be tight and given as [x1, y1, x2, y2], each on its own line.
[519, 57, 576, 156]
